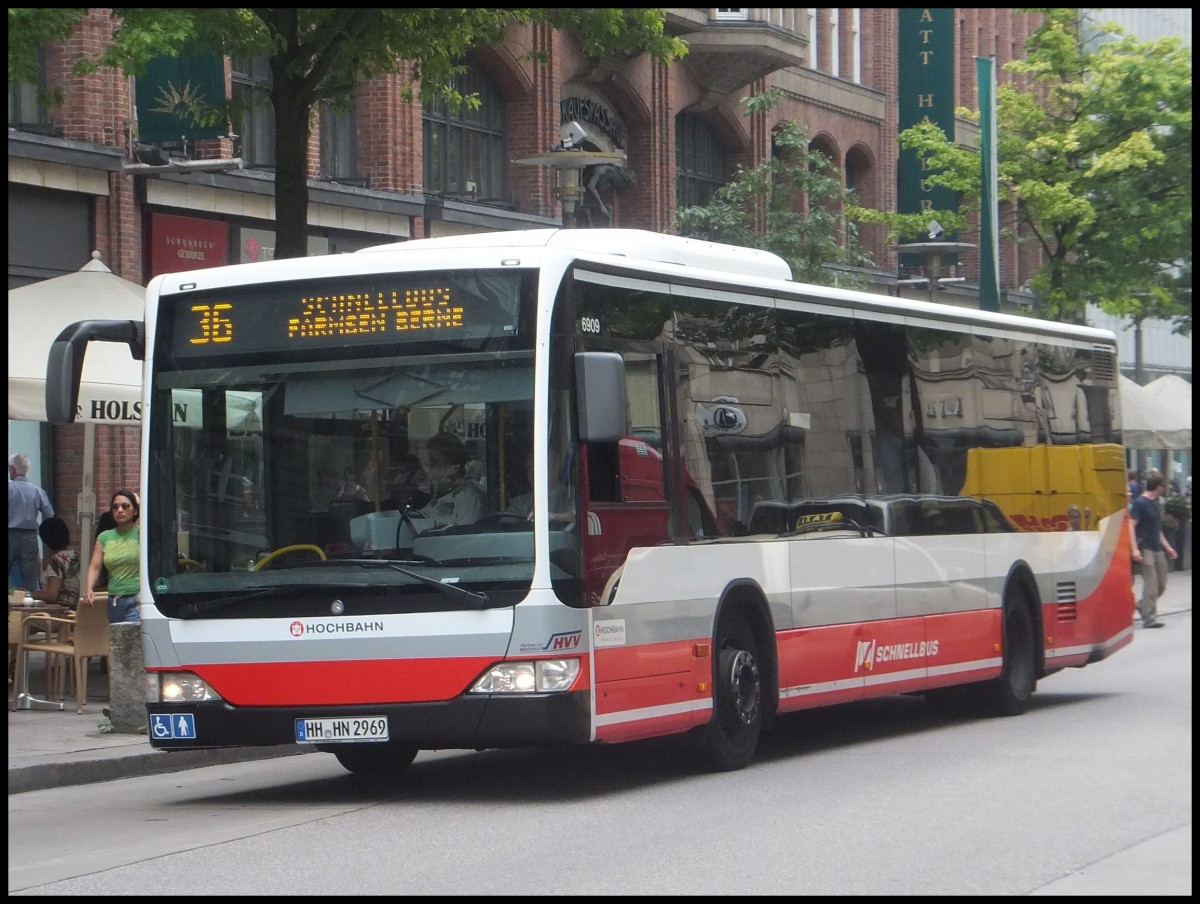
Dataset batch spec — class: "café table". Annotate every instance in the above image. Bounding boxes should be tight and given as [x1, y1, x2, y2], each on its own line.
[10, 604, 72, 712]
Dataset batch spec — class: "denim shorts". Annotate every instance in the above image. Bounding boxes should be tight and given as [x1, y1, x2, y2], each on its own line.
[107, 594, 141, 624]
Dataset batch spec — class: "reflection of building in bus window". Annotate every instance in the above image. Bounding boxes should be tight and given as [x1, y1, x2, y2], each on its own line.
[872, 431, 905, 494]
[871, 417, 942, 496]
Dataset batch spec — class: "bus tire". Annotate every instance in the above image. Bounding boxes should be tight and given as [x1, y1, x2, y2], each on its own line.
[330, 742, 419, 777]
[981, 591, 1037, 716]
[703, 617, 763, 771]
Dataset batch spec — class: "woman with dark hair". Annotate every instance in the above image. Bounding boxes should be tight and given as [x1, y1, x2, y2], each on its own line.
[83, 489, 141, 624]
[30, 517, 81, 608]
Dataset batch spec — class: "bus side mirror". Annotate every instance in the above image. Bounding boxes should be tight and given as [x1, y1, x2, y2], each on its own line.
[575, 351, 626, 443]
[46, 319, 145, 423]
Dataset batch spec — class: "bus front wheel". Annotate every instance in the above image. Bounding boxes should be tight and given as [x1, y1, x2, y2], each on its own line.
[703, 617, 763, 771]
[329, 742, 419, 777]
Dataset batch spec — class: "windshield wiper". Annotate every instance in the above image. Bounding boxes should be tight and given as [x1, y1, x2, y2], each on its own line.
[176, 587, 293, 619]
[377, 562, 490, 607]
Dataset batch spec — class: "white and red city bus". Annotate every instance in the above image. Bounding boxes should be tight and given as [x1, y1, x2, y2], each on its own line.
[47, 229, 1135, 775]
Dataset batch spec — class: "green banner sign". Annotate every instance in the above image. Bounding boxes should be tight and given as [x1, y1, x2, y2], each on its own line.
[977, 56, 1000, 312]
[136, 53, 226, 144]
[897, 9, 957, 222]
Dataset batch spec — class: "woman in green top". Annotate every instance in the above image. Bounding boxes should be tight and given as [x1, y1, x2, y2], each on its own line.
[83, 488, 141, 624]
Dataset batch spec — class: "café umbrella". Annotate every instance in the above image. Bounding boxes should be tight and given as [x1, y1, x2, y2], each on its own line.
[7, 251, 145, 576]
[1119, 374, 1191, 451]
[1139, 375, 1192, 450]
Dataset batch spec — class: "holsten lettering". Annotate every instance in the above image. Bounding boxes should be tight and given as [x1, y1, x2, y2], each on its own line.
[86, 399, 143, 421]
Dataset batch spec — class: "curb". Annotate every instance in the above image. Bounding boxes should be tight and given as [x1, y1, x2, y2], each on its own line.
[8, 744, 313, 795]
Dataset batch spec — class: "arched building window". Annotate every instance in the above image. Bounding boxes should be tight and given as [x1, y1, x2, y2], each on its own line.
[675, 112, 728, 209]
[422, 59, 507, 203]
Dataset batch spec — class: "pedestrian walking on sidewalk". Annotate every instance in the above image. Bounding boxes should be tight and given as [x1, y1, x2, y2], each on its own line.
[1130, 473, 1177, 629]
[8, 452, 54, 592]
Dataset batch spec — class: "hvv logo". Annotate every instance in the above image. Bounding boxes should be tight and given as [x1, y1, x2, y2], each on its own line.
[521, 631, 582, 653]
[545, 631, 582, 651]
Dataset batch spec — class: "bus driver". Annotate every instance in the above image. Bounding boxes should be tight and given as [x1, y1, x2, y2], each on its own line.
[419, 433, 485, 527]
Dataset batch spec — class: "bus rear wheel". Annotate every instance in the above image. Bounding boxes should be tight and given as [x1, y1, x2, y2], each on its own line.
[329, 742, 419, 777]
[926, 591, 1037, 718]
[703, 618, 763, 771]
[982, 593, 1037, 716]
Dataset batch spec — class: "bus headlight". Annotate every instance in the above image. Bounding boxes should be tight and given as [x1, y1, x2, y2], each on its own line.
[468, 658, 580, 694]
[145, 671, 223, 703]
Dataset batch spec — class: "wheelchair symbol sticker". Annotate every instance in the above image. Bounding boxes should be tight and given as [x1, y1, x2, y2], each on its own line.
[150, 713, 196, 740]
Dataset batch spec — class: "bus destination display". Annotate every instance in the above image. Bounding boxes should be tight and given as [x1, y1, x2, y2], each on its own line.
[169, 273, 522, 357]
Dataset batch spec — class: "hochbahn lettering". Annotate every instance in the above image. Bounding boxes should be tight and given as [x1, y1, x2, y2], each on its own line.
[289, 619, 385, 637]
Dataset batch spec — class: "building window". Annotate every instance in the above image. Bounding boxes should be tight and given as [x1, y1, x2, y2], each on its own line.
[319, 99, 359, 183]
[231, 57, 274, 169]
[714, 9, 749, 22]
[422, 59, 507, 203]
[850, 9, 862, 83]
[675, 112, 728, 209]
[830, 9, 841, 77]
[8, 45, 51, 133]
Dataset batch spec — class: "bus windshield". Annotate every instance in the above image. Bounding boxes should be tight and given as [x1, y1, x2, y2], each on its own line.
[144, 268, 569, 617]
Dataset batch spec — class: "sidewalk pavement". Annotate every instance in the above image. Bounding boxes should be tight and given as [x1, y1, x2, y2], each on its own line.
[8, 570, 1192, 796]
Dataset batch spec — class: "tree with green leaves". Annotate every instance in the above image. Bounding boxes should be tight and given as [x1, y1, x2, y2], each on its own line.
[8, 8, 686, 259]
[674, 89, 875, 288]
[850, 9, 1191, 331]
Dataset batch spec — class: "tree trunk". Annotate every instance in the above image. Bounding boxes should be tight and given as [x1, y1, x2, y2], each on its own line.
[271, 70, 314, 260]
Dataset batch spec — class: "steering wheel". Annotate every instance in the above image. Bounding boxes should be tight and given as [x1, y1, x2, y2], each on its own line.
[177, 557, 205, 572]
[252, 543, 327, 571]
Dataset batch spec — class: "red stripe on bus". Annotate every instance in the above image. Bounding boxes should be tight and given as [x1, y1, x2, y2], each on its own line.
[174, 657, 501, 706]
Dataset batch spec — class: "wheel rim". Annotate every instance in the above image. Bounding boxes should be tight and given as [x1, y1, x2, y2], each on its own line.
[725, 648, 760, 726]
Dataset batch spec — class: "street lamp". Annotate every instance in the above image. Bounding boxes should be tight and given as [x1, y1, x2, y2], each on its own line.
[897, 223, 976, 305]
[513, 121, 627, 226]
